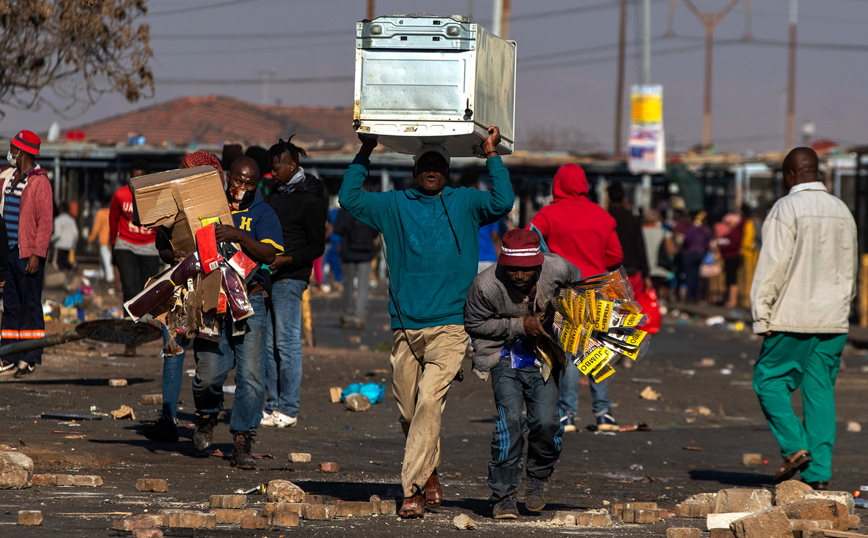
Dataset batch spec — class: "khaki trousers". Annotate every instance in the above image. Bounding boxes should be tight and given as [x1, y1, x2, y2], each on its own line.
[390, 324, 467, 497]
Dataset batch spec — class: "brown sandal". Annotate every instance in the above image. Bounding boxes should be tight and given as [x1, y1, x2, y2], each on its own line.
[424, 469, 443, 507]
[398, 493, 425, 519]
[774, 450, 812, 483]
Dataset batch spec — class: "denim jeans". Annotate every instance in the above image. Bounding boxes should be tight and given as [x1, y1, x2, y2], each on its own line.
[159, 323, 187, 420]
[192, 292, 267, 434]
[488, 360, 562, 503]
[265, 278, 306, 417]
[341, 260, 371, 324]
[558, 361, 613, 418]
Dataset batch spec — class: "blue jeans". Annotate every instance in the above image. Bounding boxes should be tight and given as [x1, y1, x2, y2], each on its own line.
[265, 278, 306, 417]
[159, 324, 187, 420]
[325, 244, 342, 282]
[558, 362, 612, 418]
[192, 292, 267, 434]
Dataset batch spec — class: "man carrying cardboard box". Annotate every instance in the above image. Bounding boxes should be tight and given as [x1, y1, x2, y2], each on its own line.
[190, 156, 284, 470]
[339, 127, 514, 518]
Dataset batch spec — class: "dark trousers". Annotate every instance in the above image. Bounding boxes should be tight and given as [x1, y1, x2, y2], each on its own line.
[114, 249, 161, 304]
[488, 359, 563, 503]
[683, 251, 704, 301]
[1, 248, 46, 364]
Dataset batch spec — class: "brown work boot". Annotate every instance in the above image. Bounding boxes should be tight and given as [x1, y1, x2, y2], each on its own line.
[424, 469, 442, 507]
[398, 492, 425, 519]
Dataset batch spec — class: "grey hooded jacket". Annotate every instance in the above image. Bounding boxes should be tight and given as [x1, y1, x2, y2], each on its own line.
[464, 253, 581, 380]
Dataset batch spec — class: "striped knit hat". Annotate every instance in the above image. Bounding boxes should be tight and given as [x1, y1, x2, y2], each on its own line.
[11, 130, 41, 156]
[498, 229, 545, 268]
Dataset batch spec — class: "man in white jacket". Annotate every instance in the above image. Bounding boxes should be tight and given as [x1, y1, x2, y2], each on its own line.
[750, 147, 857, 491]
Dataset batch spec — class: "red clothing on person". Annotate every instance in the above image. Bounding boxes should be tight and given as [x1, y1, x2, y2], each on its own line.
[0, 166, 54, 259]
[109, 185, 155, 246]
[531, 164, 623, 278]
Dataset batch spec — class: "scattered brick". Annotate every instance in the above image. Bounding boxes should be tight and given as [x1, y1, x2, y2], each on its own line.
[707, 512, 753, 529]
[267, 511, 300, 527]
[777, 481, 815, 506]
[709, 529, 737, 538]
[214, 508, 259, 524]
[714, 489, 773, 514]
[109, 378, 128, 387]
[142, 394, 163, 405]
[55, 475, 75, 486]
[550, 511, 577, 526]
[329, 386, 343, 403]
[667, 528, 702, 538]
[263, 502, 305, 516]
[790, 519, 833, 531]
[575, 510, 614, 527]
[317, 462, 340, 473]
[210, 494, 247, 509]
[266, 480, 305, 503]
[112, 514, 164, 531]
[131, 529, 163, 538]
[0, 452, 34, 489]
[303, 494, 323, 504]
[32, 474, 56, 486]
[729, 506, 793, 538]
[793, 531, 826, 538]
[375, 499, 397, 515]
[805, 491, 856, 516]
[289, 453, 311, 463]
[18, 510, 42, 526]
[783, 499, 850, 530]
[240, 515, 267, 529]
[676, 503, 712, 518]
[684, 493, 717, 505]
[136, 479, 168, 493]
[453, 513, 477, 529]
[72, 475, 103, 487]
[742, 453, 763, 465]
[337, 501, 374, 517]
[303, 504, 337, 521]
[160, 509, 216, 529]
[846, 515, 861, 529]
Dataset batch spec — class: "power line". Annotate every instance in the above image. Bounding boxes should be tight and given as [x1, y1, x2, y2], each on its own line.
[149, 0, 262, 17]
[152, 29, 346, 40]
[158, 74, 353, 86]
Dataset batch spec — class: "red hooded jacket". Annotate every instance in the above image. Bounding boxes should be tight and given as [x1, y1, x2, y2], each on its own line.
[531, 164, 622, 278]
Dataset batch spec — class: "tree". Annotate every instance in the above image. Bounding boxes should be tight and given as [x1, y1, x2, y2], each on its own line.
[0, 0, 153, 119]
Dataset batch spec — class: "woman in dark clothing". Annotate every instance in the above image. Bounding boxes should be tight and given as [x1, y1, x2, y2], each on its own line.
[681, 211, 712, 302]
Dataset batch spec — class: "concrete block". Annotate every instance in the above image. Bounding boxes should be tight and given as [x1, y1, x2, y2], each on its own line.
[18, 510, 43, 526]
[303, 504, 336, 520]
[112, 514, 164, 531]
[289, 453, 311, 463]
[109, 378, 128, 387]
[708, 513, 753, 529]
[0, 452, 34, 489]
[804, 492, 856, 516]
[142, 394, 163, 405]
[266, 480, 305, 503]
[317, 462, 340, 473]
[214, 508, 259, 524]
[160, 509, 216, 529]
[783, 499, 849, 530]
[267, 511, 300, 527]
[667, 529, 703, 538]
[729, 506, 794, 538]
[240, 515, 267, 529]
[136, 479, 168, 492]
[73, 475, 103, 487]
[55, 474, 75, 486]
[777, 481, 815, 505]
[337, 501, 374, 517]
[210, 494, 247, 509]
[551, 511, 577, 526]
[742, 453, 763, 465]
[32, 474, 56, 486]
[575, 510, 614, 527]
[714, 488, 773, 514]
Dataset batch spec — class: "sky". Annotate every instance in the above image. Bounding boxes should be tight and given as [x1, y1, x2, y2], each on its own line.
[1, 0, 867, 155]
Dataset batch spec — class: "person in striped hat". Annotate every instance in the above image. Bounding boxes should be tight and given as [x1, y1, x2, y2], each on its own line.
[0, 130, 54, 378]
[464, 229, 581, 519]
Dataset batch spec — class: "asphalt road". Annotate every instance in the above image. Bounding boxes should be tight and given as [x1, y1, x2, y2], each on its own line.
[1, 287, 866, 537]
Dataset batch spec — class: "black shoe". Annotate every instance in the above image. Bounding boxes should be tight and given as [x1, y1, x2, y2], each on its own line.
[13, 363, 35, 378]
[492, 496, 519, 519]
[192, 414, 218, 452]
[230, 432, 256, 470]
[525, 477, 549, 512]
[596, 411, 619, 432]
[804, 480, 829, 491]
[143, 416, 179, 443]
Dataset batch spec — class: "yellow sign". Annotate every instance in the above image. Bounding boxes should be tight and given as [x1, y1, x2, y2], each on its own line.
[630, 84, 663, 126]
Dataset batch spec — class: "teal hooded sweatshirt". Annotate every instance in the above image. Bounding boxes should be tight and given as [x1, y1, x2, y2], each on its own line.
[339, 154, 514, 330]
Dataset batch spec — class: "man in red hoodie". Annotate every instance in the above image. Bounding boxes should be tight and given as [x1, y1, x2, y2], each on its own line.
[0, 130, 54, 377]
[530, 164, 623, 432]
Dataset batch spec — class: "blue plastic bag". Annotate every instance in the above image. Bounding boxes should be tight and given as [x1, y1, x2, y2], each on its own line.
[340, 383, 385, 405]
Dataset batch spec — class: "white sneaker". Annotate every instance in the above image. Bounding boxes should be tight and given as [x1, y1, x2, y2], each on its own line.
[272, 411, 298, 428]
[259, 411, 277, 427]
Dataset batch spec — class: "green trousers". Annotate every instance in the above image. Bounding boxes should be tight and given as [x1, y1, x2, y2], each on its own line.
[753, 332, 846, 482]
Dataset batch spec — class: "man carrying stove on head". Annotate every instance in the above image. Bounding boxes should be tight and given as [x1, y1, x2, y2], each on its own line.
[339, 127, 514, 518]
[464, 229, 580, 519]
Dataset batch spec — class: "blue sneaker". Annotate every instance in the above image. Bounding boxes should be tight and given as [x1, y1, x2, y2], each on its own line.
[560, 413, 576, 433]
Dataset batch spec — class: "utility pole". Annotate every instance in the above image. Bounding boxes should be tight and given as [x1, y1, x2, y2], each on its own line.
[785, 0, 798, 150]
[642, 0, 651, 85]
[670, 0, 747, 149]
[614, 0, 627, 155]
[501, 0, 511, 39]
[367, 0, 375, 19]
[492, 0, 503, 37]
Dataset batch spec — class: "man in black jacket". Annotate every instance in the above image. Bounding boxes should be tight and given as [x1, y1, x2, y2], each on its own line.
[262, 136, 326, 428]
[334, 200, 378, 330]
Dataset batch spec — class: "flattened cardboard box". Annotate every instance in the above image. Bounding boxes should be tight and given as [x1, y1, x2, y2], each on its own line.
[131, 166, 234, 254]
